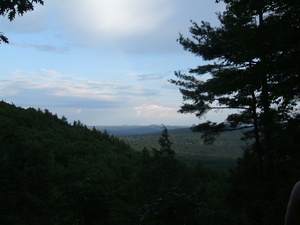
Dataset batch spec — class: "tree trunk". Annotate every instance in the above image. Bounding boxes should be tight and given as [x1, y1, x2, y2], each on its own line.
[251, 90, 265, 182]
[258, 11, 274, 181]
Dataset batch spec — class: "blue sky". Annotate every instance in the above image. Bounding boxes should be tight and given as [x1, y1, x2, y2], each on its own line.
[0, 0, 225, 126]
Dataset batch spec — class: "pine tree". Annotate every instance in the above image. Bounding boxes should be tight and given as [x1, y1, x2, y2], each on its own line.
[170, 0, 300, 181]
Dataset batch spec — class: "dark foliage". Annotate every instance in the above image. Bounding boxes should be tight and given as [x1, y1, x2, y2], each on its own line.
[0, 97, 298, 225]
[0, 101, 138, 224]
[0, 101, 243, 225]
[170, 0, 300, 182]
[170, 0, 300, 224]
[0, 0, 44, 43]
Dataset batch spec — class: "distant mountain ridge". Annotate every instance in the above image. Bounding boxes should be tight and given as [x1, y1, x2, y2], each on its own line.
[90, 125, 189, 136]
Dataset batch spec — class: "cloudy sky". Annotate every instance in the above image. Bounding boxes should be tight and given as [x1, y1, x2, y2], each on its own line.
[0, 0, 225, 126]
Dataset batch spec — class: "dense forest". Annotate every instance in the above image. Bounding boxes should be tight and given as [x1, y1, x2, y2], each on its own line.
[0, 100, 299, 224]
[0, 101, 237, 224]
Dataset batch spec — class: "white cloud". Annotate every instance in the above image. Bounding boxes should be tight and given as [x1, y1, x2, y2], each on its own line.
[4, 70, 117, 101]
[134, 104, 175, 118]
[11, 42, 69, 53]
[56, 0, 174, 40]
[71, 109, 83, 114]
[136, 73, 168, 81]
[2, 0, 225, 54]
[1, 69, 167, 108]
[0, 69, 224, 126]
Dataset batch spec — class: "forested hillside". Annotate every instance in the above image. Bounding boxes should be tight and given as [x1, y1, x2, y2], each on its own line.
[0, 101, 140, 224]
[0, 101, 240, 225]
[0, 101, 299, 224]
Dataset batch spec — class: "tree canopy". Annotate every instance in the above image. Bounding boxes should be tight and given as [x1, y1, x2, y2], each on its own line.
[0, 0, 44, 43]
[170, 0, 300, 180]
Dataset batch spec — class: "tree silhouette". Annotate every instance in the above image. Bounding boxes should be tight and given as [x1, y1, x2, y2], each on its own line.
[170, 0, 300, 181]
[0, 0, 44, 43]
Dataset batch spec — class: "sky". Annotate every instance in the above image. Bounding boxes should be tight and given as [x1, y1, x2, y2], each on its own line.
[0, 0, 226, 126]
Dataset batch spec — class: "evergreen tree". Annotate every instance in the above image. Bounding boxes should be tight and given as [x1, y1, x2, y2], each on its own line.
[153, 125, 175, 160]
[170, 0, 300, 181]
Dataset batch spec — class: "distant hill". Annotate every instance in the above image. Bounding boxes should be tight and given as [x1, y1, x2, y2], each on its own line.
[91, 125, 189, 136]
[90, 125, 249, 167]
[120, 127, 248, 167]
